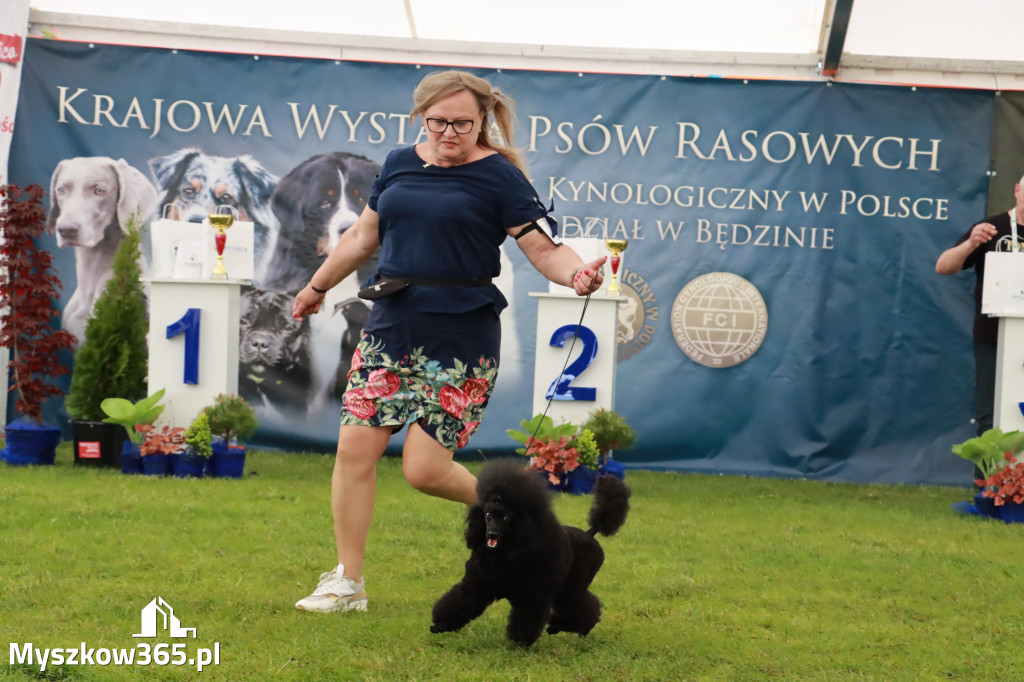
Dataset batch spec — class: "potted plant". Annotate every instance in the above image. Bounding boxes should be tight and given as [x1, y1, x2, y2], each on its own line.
[952, 427, 1024, 518]
[506, 414, 578, 455]
[176, 411, 212, 478]
[976, 454, 1024, 523]
[100, 388, 166, 474]
[64, 212, 148, 468]
[136, 424, 184, 477]
[581, 408, 636, 479]
[0, 184, 77, 466]
[202, 393, 258, 478]
[507, 414, 600, 494]
[526, 434, 582, 490]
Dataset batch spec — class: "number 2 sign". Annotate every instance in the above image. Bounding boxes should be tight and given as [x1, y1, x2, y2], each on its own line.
[545, 324, 598, 401]
[529, 292, 622, 425]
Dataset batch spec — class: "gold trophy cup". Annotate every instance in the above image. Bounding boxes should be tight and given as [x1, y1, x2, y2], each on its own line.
[604, 238, 628, 295]
[208, 207, 236, 280]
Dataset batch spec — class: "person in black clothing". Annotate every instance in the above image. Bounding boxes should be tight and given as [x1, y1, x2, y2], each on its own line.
[936, 173, 1024, 436]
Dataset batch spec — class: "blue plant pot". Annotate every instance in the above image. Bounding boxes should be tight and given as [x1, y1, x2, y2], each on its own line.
[538, 466, 599, 495]
[173, 451, 207, 479]
[974, 491, 999, 518]
[207, 442, 246, 478]
[141, 453, 173, 477]
[0, 420, 60, 466]
[121, 441, 143, 475]
[1000, 500, 1024, 524]
[565, 465, 598, 495]
[599, 457, 626, 480]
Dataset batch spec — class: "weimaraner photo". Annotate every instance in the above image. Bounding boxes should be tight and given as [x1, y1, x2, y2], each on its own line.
[47, 156, 157, 344]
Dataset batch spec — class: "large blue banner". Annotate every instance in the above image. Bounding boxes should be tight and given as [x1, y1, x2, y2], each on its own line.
[9, 39, 994, 484]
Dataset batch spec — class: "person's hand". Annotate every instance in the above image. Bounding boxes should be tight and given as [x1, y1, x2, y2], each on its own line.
[969, 222, 998, 247]
[292, 286, 325, 318]
[571, 256, 607, 296]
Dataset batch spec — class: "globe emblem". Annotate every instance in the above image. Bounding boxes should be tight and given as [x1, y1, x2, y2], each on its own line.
[671, 273, 767, 368]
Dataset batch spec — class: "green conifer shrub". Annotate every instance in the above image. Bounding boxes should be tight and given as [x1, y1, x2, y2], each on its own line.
[65, 213, 149, 422]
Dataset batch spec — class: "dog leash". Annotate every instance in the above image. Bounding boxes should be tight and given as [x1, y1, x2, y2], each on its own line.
[523, 286, 594, 454]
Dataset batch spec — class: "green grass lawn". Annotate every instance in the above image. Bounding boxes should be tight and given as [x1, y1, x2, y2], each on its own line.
[2, 446, 1022, 681]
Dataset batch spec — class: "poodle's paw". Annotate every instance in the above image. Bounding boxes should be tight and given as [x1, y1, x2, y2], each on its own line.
[508, 634, 541, 648]
[430, 620, 457, 634]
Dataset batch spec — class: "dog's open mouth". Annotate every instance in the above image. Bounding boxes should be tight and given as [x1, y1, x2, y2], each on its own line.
[487, 539, 498, 549]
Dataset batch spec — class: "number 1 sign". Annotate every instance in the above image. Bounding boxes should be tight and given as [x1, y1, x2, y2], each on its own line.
[146, 278, 244, 428]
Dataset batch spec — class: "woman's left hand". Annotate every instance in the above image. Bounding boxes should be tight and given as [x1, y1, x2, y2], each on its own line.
[572, 256, 607, 295]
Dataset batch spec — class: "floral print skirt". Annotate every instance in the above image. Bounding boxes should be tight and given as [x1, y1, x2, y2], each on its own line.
[339, 307, 500, 452]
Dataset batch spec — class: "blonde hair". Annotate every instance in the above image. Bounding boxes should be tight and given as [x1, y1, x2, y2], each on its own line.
[410, 70, 526, 173]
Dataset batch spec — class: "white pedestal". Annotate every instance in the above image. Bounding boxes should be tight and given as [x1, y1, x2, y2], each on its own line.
[983, 252, 1024, 432]
[995, 316, 1024, 432]
[145, 278, 248, 428]
[529, 292, 623, 427]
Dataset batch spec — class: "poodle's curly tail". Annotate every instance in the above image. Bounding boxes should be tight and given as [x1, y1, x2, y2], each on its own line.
[586, 475, 631, 537]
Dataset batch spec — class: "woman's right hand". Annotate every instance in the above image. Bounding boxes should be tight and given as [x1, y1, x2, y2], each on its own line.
[292, 285, 325, 318]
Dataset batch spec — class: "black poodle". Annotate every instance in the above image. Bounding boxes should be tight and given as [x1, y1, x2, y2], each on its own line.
[430, 459, 631, 647]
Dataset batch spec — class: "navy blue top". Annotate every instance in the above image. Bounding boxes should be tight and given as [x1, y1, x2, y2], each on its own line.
[364, 146, 553, 320]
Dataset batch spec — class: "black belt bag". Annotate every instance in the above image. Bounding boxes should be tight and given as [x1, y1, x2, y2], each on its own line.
[357, 276, 493, 301]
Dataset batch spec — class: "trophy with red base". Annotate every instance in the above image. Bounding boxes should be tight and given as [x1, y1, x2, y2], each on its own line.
[604, 238, 628, 295]
[208, 206, 237, 280]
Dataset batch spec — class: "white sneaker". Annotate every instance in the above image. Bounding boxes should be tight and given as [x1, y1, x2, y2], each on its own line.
[295, 565, 368, 613]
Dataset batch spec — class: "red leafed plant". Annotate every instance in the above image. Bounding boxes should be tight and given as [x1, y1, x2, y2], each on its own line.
[0, 184, 77, 423]
[977, 452, 1024, 506]
[135, 424, 185, 456]
[526, 435, 580, 485]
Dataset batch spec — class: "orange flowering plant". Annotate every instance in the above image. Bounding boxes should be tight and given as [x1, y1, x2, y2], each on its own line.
[977, 453, 1024, 507]
[135, 424, 185, 456]
[525, 435, 580, 485]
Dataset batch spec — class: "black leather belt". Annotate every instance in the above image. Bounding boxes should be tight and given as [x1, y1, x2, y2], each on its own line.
[358, 276, 493, 301]
[399, 276, 492, 286]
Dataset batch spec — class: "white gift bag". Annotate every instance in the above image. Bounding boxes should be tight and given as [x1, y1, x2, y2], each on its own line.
[150, 217, 255, 281]
[150, 218, 206, 279]
[982, 251, 1024, 316]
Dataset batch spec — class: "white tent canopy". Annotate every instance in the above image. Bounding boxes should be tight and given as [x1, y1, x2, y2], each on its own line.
[26, 0, 1024, 88]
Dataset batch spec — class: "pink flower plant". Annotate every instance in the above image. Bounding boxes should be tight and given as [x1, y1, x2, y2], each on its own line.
[526, 435, 581, 485]
[978, 452, 1024, 506]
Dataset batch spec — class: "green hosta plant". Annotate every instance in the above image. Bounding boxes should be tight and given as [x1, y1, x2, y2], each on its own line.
[952, 427, 1024, 482]
[506, 414, 578, 455]
[100, 388, 166, 445]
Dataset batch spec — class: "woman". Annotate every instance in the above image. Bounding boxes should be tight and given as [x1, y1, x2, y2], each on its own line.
[291, 69, 605, 613]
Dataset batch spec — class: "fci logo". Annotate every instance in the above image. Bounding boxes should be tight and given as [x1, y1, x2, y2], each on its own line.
[671, 272, 768, 368]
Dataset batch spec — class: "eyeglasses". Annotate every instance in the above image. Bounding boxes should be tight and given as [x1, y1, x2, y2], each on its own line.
[425, 118, 476, 135]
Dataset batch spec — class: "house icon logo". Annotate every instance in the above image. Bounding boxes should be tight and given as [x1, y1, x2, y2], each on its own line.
[133, 597, 197, 638]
